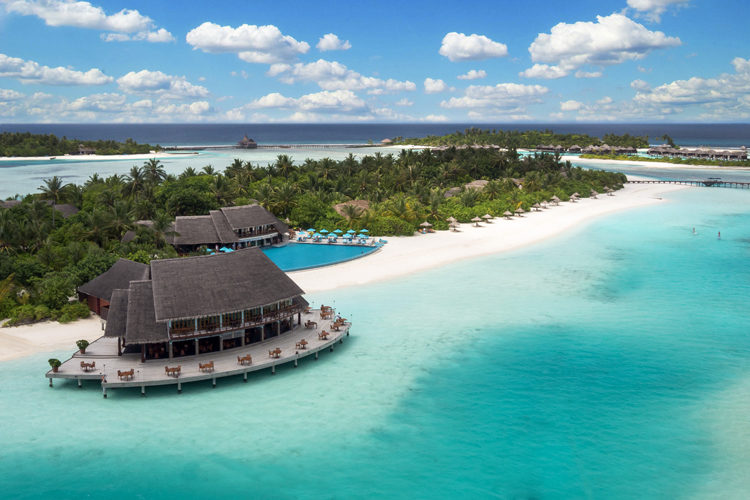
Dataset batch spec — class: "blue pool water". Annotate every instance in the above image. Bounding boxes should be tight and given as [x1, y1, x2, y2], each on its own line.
[1, 187, 750, 498]
[262, 242, 380, 271]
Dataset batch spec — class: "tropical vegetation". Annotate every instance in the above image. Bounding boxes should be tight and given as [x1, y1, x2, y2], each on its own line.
[394, 127, 649, 149]
[581, 153, 750, 167]
[0, 147, 625, 325]
[0, 132, 160, 157]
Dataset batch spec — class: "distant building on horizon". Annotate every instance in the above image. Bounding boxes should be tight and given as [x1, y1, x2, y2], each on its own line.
[237, 135, 257, 149]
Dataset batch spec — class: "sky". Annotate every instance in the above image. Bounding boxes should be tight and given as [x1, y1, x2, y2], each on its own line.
[0, 0, 748, 124]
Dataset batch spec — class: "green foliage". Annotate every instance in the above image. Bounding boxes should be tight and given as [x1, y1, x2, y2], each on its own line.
[76, 339, 90, 351]
[56, 302, 90, 323]
[395, 127, 649, 149]
[48, 358, 61, 368]
[31, 272, 75, 310]
[0, 132, 160, 156]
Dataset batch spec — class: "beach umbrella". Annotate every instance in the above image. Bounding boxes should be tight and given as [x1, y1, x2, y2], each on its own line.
[306, 228, 316, 233]
[514, 208, 525, 216]
[590, 190, 599, 198]
[419, 221, 433, 227]
[446, 216, 457, 223]
[347, 229, 356, 234]
[450, 221, 460, 232]
[471, 216, 483, 227]
[320, 229, 329, 234]
[551, 195, 561, 205]
[482, 214, 493, 220]
[572, 192, 580, 198]
[360, 229, 369, 233]
[533, 203, 541, 211]
[503, 210, 513, 219]
[219, 246, 233, 253]
[333, 229, 343, 234]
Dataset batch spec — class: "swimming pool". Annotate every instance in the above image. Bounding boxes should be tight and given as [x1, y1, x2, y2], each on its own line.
[262, 242, 380, 271]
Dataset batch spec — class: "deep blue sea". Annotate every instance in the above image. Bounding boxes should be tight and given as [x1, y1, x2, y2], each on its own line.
[1, 123, 749, 147]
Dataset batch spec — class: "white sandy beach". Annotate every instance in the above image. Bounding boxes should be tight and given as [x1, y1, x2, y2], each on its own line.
[291, 182, 687, 292]
[0, 182, 687, 362]
[0, 151, 179, 162]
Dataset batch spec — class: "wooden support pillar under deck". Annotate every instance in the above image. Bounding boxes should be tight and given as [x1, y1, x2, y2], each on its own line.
[117, 337, 122, 356]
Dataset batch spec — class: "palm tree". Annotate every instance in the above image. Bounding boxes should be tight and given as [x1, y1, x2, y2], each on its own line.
[108, 200, 134, 238]
[484, 180, 502, 200]
[340, 203, 362, 224]
[275, 155, 294, 178]
[143, 158, 166, 185]
[125, 166, 146, 199]
[273, 182, 298, 217]
[150, 211, 177, 248]
[202, 165, 217, 176]
[39, 176, 67, 226]
[179, 167, 198, 179]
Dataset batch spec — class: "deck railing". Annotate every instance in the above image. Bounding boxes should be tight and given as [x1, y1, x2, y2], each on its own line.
[168, 299, 308, 339]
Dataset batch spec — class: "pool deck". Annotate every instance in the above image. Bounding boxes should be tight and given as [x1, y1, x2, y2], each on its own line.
[46, 310, 350, 397]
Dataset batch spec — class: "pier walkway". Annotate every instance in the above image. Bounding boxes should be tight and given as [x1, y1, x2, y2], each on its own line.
[46, 310, 350, 397]
[627, 179, 750, 189]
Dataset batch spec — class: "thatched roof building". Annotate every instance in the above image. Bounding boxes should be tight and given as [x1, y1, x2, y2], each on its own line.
[101, 248, 308, 361]
[170, 204, 288, 252]
[237, 135, 258, 149]
[78, 258, 150, 317]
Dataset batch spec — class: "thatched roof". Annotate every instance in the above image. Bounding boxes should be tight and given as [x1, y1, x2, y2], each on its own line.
[0, 200, 21, 209]
[464, 180, 489, 191]
[104, 289, 129, 338]
[172, 215, 224, 246]
[150, 247, 304, 321]
[210, 210, 238, 244]
[78, 258, 150, 301]
[125, 280, 168, 344]
[220, 204, 288, 234]
[53, 203, 79, 218]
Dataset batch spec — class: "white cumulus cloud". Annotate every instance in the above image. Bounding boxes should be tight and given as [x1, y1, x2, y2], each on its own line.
[627, 0, 690, 22]
[316, 33, 351, 51]
[4, 0, 174, 42]
[560, 100, 583, 111]
[117, 70, 210, 99]
[186, 22, 309, 63]
[457, 69, 487, 80]
[395, 98, 413, 106]
[520, 13, 680, 79]
[440, 83, 548, 116]
[0, 88, 25, 100]
[424, 78, 448, 94]
[439, 32, 508, 62]
[0, 52, 112, 85]
[267, 59, 415, 94]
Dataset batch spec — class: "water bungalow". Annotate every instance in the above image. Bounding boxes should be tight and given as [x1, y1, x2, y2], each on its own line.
[170, 203, 289, 252]
[77, 258, 150, 317]
[77, 144, 96, 155]
[49, 248, 350, 396]
[647, 145, 747, 161]
[237, 135, 258, 149]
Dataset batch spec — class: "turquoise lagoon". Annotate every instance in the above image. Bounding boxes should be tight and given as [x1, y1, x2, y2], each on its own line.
[2, 187, 750, 498]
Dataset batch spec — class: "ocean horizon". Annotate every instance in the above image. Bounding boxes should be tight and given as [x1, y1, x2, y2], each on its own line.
[2, 123, 750, 147]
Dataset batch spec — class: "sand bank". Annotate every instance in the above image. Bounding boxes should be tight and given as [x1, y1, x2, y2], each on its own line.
[0, 182, 687, 362]
[0, 316, 103, 362]
[290, 182, 688, 293]
[0, 151, 179, 162]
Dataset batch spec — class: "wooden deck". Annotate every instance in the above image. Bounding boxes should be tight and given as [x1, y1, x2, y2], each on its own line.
[627, 179, 750, 189]
[46, 309, 350, 397]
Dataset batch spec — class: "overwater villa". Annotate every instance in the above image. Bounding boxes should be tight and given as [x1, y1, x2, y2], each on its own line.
[50, 248, 350, 396]
[647, 145, 748, 161]
[237, 135, 258, 149]
[170, 203, 289, 252]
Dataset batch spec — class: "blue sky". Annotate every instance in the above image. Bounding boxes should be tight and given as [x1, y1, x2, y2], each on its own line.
[0, 0, 748, 123]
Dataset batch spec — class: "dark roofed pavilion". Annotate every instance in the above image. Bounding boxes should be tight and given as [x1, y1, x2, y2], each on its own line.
[100, 247, 308, 362]
[78, 258, 150, 317]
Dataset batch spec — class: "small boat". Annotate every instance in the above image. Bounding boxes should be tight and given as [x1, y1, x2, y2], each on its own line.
[49, 157, 56, 160]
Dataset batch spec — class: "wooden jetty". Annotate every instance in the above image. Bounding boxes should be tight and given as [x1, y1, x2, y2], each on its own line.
[165, 143, 374, 152]
[627, 179, 750, 189]
[46, 309, 350, 397]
